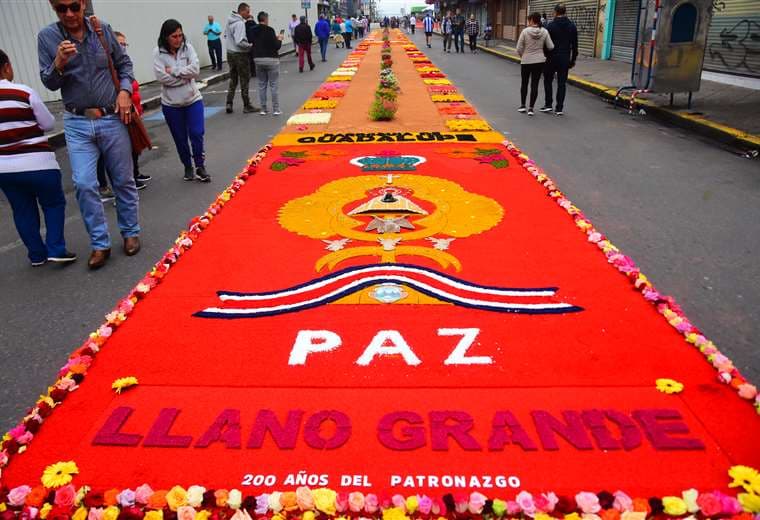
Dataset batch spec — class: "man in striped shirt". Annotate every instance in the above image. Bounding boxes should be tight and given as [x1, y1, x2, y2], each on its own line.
[0, 49, 76, 266]
[423, 12, 434, 48]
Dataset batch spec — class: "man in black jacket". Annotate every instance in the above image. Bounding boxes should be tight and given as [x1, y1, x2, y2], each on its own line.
[245, 15, 257, 78]
[541, 4, 578, 116]
[294, 16, 315, 73]
[250, 11, 283, 115]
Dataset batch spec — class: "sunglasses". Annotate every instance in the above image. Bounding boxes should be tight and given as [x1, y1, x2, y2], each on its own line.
[54, 2, 82, 14]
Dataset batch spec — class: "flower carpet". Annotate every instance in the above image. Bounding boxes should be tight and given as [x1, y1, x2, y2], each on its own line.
[2, 30, 760, 520]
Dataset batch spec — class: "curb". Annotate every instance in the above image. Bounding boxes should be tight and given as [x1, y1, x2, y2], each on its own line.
[433, 32, 760, 153]
[48, 45, 301, 150]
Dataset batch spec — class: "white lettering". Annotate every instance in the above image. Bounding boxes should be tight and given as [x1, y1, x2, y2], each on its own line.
[289, 330, 342, 365]
[356, 330, 421, 366]
[440, 328, 491, 365]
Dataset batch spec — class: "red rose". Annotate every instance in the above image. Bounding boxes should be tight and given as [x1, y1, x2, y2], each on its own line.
[84, 491, 105, 508]
[3, 438, 19, 454]
[49, 388, 68, 403]
[24, 418, 41, 434]
[119, 506, 146, 520]
[48, 506, 73, 520]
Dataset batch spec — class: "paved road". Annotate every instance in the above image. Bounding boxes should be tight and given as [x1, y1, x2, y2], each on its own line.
[1, 32, 759, 431]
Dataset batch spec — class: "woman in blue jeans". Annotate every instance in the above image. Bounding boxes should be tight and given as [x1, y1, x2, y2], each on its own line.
[153, 20, 209, 182]
[0, 49, 76, 266]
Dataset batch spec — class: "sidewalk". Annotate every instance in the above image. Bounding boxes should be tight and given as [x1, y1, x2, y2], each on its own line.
[44, 42, 299, 149]
[474, 37, 760, 152]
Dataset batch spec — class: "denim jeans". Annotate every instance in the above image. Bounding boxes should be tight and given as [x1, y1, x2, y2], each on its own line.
[63, 113, 140, 250]
[0, 169, 67, 263]
[318, 37, 329, 60]
[255, 59, 280, 112]
[162, 100, 206, 169]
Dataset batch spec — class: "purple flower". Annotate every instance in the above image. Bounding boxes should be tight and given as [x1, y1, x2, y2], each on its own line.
[255, 494, 270, 515]
[117, 489, 136, 507]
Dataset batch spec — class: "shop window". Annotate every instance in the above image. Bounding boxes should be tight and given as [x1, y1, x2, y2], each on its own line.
[671, 2, 697, 42]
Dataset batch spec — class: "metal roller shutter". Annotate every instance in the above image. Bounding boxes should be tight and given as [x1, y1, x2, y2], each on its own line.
[611, 0, 640, 62]
[704, 0, 760, 78]
[528, 0, 600, 56]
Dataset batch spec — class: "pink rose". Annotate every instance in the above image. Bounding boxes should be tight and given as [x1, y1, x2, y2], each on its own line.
[364, 494, 379, 514]
[8, 485, 32, 507]
[87, 508, 104, 520]
[54, 485, 77, 508]
[336, 493, 348, 513]
[716, 492, 742, 515]
[430, 497, 443, 516]
[348, 492, 365, 513]
[516, 491, 536, 515]
[135, 484, 154, 505]
[613, 492, 633, 512]
[576, 492, 601, 514]
[118, 490, 136, 507]
[696, 493, 721, 517]
[417, 496, 433, 515]
[469, 492, 487, 515]
[738, 384, 758, 399]
[507, 501, 521, 515]
[24, 506, 40, 520]
[295, 487, 315, 510]
[392, 495, 406, 511]
[455, 494, 468, 514]
[177, 505, 197, 520]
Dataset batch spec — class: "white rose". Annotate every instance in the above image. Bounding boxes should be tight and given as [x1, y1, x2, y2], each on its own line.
[186, 486, 206, 508]
[228, 490, 243, 509]
[269, 492, 283, 513]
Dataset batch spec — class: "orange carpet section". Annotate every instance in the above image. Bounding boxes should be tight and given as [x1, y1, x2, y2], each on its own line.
[2, 29, 759, 506]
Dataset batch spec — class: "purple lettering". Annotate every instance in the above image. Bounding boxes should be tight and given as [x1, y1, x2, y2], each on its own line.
[488, 411, 538, 451]
[247, 409, 304, 449]
[430, 411, 482, 451]
[303, 410, 352, 449]
[377, 411, 426, 450]
[633, 409, 705, 450]
[531, 410, 593, 450]
[195, 408, 242, 449]
[92, 406, 142, 446]
[143, 408, 192, 448]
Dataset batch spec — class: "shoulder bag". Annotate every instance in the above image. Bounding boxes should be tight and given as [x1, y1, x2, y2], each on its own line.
[91, 18, 152, 154]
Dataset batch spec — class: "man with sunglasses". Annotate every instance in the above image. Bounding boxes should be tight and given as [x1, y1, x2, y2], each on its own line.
[38, 0, 141, 270]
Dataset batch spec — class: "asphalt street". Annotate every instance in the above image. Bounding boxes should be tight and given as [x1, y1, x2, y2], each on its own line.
[1, 30, 759, 431]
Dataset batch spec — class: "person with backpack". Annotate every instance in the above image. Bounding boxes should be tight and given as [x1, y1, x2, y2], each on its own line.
[541, 3, 578, 116]
[516, 12, 553, 116]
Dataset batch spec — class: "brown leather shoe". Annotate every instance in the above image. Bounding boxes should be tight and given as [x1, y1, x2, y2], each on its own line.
[123, 236, 141, 256]
[88, 249, 111, 270]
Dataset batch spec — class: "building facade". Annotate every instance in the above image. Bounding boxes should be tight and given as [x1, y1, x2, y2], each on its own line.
[0, 0, 306, 102]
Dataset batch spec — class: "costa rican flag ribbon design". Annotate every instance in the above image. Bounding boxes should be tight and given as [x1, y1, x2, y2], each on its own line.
[194, 264, 583, 319]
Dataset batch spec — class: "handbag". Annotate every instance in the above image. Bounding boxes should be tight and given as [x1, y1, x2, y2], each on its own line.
[90, 18, 153, 154]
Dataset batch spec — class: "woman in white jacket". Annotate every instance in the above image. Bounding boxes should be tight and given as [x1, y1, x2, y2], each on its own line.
[153, 20, 209, 182]
[516, 13, 553, 116]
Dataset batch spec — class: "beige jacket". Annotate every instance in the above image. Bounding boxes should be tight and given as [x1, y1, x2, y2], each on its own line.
[517, 26, 554, 65]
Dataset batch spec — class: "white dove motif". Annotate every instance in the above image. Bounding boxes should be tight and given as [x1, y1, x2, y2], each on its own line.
[322, 238, 352, 251]
[426, 237, 456, 251]
[378, 237, 402, 251]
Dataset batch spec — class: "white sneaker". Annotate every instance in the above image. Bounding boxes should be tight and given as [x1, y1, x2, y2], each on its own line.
[539, 106, 553, 113]
[259, 109, 268, 115]
[273, 109, 282, 116]
[527, 108, 535, 116]
[517, 106, 527, 113]
[555, 110, 564, 116]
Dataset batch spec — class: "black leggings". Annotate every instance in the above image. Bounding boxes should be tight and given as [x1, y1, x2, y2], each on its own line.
[468, 34, 477, 51]
[520, 62, 544, 108]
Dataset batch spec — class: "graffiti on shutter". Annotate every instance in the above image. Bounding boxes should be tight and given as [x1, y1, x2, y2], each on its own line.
[704, 0, 760, 78]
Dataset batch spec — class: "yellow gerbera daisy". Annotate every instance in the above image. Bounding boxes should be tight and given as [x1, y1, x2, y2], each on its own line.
[729, 465, 760, 494]
[656, 378, 684, 394]
[112, 376, 139, 394]
[738, 492, 760, 513]
[41, 460, 79, 488]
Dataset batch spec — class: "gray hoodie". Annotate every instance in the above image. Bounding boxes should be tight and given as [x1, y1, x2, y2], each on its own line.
[225, 12, 251, 53]
[153, 42, 202, 107]
[517, 26, 553, 65]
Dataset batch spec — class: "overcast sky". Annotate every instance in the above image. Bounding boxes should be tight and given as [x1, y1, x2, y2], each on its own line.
[377, 0, 427, 15]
